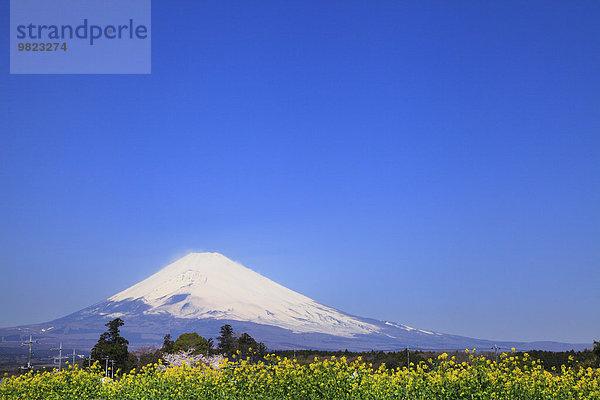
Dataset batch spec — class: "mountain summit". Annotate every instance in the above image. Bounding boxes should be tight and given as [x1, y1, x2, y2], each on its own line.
[0, 253, 589, 352]
[108, 252, 378, 337]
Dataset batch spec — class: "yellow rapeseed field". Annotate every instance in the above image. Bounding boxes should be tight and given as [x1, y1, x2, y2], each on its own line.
[1, 351, 599, 399]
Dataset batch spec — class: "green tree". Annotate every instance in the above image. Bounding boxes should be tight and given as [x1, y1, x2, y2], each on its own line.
[594, 341, 600, 359]
[91, 318, 134, 373]
[217, 324, 236, 355]
[173, 332, 210, 355]
[255, 342, 268, 357]
[237, 332, 258, 357]
[161, 334, 175, 354]
[134, 347, 162, 368]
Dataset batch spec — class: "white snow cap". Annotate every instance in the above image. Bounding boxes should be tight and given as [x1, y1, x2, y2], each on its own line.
[109, 252, 379, 337]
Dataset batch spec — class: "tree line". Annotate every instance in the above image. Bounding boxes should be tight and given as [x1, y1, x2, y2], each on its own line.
[87, 318, 267, 373]
[86, 318, 600, 376]
[274, 346, 600, 371]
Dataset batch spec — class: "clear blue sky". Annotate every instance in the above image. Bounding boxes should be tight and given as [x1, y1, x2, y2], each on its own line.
[1, 1, 598, 343]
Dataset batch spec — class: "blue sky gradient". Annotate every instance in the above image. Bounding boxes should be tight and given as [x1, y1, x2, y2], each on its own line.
[1, 1, 598, 343]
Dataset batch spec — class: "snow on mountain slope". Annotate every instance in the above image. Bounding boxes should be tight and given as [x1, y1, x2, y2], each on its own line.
[109, 252, 379, 337]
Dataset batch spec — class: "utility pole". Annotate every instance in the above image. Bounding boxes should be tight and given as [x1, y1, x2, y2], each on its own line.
[20, 335, 38, 370]
[491, 345, 500, 363]
[110, 360, 115, 379]
[51, 343, 65, 371]
[103, 357, 109, 377]
[72, 349, 77, 366]
[101, 357, 115, 377]
[406, 346, 410, 367]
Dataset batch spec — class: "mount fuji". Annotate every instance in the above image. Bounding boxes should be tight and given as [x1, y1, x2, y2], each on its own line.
[0, 253, 589, 352]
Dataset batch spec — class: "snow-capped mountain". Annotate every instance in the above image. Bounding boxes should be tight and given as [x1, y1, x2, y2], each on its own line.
[0, 253, 590, 352]
[107, 252, 378, 337]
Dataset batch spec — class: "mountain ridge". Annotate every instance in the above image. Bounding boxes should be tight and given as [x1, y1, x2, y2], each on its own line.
[0, 253, 591, 352]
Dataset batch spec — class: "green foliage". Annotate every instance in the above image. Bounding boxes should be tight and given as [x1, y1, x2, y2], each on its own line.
[217, 324, 236, 355]
[173, 332, 210, 355]
[255, 342, 268, 357]
[519, 349, 598, 369]
[90, 318, 134, 373]
[126, 353, 138, 371]
[237, 332, 257, 357]
[216, 324, 267, 357]
[3, 353, 600, 399]
[273, 348, 427, 369]
[134, 347, 162, 368]
[594, 341, 600, 359]
[161, 334, 175, 354]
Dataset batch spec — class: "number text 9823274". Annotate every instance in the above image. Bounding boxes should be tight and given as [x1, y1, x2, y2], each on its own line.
[18, 42, 67, 51]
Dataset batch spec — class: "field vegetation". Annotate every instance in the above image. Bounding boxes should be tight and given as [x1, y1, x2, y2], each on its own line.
[2, 349, 600, 399]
